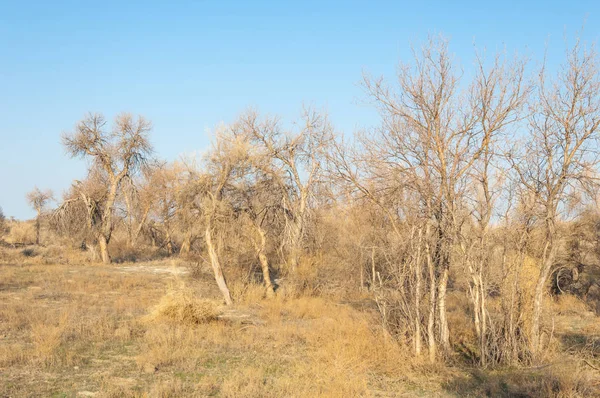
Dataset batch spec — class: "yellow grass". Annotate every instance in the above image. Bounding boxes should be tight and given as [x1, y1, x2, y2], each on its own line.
[0, 246, 598, 397]
[147, 289, 221, 325]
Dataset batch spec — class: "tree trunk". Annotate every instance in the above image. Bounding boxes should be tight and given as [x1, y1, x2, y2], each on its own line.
[180, 232, 191, 256]
[165, 229, 174, 255]
[256, 227, 275, 298]
[124, 189, 133, 247]
[471, 274, 482, 338]
[438, 265, 450, 351]
[98, 234, 111, 264]
[287, 191, 307, 272]
[531, 242, 557, 356]
[414, 227, 423, 357]
[205, 224, 233, 306]
[131, 206, 151, 248]
[35, 213, 40, 245]
[98, 177, 121, 264]
[288, 220, 302, 272]
[425, 233, 436, 363]
[479, 273, 487, 366]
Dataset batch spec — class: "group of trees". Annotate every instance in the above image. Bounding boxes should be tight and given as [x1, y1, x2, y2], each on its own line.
[18, 36, 600, 367]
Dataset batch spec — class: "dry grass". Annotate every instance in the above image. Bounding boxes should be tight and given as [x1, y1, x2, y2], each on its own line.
[1, 246, 599, 397]
[147, 289, 221, 325]
[4, 220, 35, 245]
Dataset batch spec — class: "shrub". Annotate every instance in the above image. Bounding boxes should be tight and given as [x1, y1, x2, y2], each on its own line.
[5, 221, 35, 245]
[147, 289, 220, 325]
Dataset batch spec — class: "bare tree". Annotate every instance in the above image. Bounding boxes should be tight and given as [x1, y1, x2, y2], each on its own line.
[62, 113, 153, 263]
[26, 187, 54, 245]
[52, 169, 109, 258]
[175, 167, 202, 256]
[330, 37, 527, 362]
[231, 169, 287, 298]
[458, 51, 529, 366]
[239, 108, 334, 272]
[189, 124, 253, 305]
[509, 38, 600, 356]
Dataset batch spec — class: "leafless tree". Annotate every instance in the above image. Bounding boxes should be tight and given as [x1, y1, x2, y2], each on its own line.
[26, 187, 54, 245]
[231, 168, 287, 298]
[52, 169, 109, 258]
[458, 50, 529, 366]
[330, 37, 527, 363]
[62, 113, 153, 263]
[238, 108, 334, 272]
[175, 167, 202, 256]
[509, 38, 600, 356]
[189, 124, 252, 305]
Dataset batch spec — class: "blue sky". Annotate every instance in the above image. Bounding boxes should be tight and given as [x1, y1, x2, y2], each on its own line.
[1, 0, 599, 219]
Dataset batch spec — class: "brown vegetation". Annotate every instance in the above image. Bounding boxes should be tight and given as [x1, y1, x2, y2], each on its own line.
[2, 34, 600, 396]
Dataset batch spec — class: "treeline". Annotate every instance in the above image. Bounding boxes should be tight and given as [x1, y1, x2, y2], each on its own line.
[18, 36, 600, 367]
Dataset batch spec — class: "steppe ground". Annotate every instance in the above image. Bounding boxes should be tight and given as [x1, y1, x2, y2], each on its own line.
[1, 247, 599, 397]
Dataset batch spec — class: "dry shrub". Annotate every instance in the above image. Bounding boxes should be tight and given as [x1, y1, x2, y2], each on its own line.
[445, 363, 598, 397]
[230, 280, 268, 304]
[551, 294, 591, 316]
[542, 364, 598, 398]
[147, 289, 221, 325]
[109, 239, 165, 263]
[5, 221, 35, 245]
[0, 244, 91, 265]
[41, 244, 91, 265]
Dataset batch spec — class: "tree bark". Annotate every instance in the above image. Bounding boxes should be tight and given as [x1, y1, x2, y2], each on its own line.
[479, 272, 487, 366]
[288, 219, 303, 272]
[165, 230, 174, 255]
[180, 232, 191, 256]
[438, 265, 450, 351]
[256, 226, 275, 298]
[414, 227, 423, 357]
[287, 190, 307, 272]
[415, 254, 423, 357]
[96, 177, 121, 264]
[425, 233, 437, 363]
[205, 224, 233, 306]
[35, 212, 41, 245]
[98, 234, 111, 264]
[131, 206, 151, 248]
[531, 241, 557, 355]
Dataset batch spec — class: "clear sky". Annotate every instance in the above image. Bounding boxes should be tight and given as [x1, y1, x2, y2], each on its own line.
[1, 0, 599, 219]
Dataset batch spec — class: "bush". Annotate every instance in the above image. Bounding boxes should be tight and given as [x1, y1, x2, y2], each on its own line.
[5, 221, 35, 245]
[147, 289, 221, 325]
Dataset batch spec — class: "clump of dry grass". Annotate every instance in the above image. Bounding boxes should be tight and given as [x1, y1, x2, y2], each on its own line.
[30, 310, 71, 366]
[4, 221, 35, 245]
[230, 280, 270, 304]
[444, 362, 598, 398]
[147, 289, 221, 325]
[551, 294, 591, 316]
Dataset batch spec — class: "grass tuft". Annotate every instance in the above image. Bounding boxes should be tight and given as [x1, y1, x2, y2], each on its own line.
[147, 289, 221, 325]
